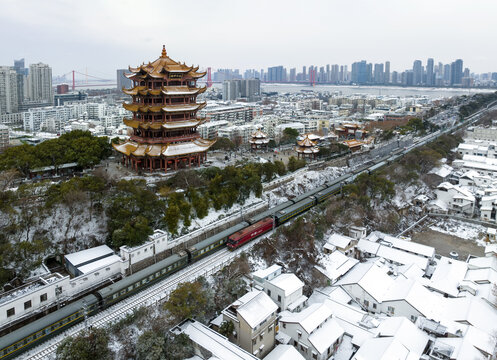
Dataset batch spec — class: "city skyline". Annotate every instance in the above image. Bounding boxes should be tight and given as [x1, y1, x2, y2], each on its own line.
[1, 0, 496, 77]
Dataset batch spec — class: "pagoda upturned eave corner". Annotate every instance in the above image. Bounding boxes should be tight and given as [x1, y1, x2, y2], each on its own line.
[113, 45, 215, 173]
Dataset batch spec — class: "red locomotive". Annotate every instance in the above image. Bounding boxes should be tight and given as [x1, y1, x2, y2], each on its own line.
[227, 217, 274, 250]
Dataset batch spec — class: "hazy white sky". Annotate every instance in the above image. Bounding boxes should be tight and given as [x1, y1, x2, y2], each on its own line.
[1, 0, 496, 78]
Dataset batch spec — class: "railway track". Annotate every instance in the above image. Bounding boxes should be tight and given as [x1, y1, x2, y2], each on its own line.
[22, 243, 256, 360]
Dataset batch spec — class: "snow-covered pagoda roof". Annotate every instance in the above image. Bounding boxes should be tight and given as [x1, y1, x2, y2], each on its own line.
[125, 45, 206, 79]
[113, 138, 216, 158]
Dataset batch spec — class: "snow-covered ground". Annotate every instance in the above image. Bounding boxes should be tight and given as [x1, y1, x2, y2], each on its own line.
[266, 167, 346, 206]
[429, 218, 487, 246]
[392, 183, 431, 209]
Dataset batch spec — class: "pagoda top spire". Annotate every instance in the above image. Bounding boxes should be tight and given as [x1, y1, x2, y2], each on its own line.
[161, 45, 167, 58]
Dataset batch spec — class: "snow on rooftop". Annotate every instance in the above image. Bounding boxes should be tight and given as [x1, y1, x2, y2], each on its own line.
[268, 273, 304, 296]
[252, 264, 281, 281]
[376, 245, 430, 269]
[64, 245, 114, 266]
[236, 290, 277, 329]
[279, 302, 333, 334]
[263, 345, 305, 360]
[429, 257, 467, 297]
[368, 231, 435, 258]
[315, 251, 359, 282]
[351, 337, 409, 360]
[174, 319, 258, 360]
[429, 164, 453, 179]
[77, 254, 122, 274]
[308, 318, 344, 355]
[327, 233, 354, 249]
[376, 317, 429, 357]
[356, 238, 381, 255]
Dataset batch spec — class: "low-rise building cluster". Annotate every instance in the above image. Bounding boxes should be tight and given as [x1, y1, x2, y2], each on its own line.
[174, 227, 497, 360]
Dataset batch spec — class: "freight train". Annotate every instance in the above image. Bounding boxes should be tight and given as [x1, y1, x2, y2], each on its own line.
[1, 108, 486, 359]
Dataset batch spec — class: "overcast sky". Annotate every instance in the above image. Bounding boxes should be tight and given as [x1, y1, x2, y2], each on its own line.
[1, 0, 496, 78]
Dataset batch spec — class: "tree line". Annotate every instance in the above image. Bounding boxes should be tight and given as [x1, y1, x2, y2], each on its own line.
[0, 130, 112, 176]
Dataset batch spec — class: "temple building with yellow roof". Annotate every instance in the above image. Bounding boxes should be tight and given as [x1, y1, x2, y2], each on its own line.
[249, 129, 269, 151]
[296, 134, 320, 160]
[113, 46, 215, 173]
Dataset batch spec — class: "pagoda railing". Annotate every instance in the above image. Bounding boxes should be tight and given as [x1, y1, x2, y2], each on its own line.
[129, 134, 201, 144]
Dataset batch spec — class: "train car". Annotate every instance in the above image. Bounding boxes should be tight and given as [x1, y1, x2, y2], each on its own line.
[227, 217, 274, 250]
[274, 198, 315, 226]
[97, 252, 188, 308]
[367, 161, 387, 174]
[290, 185, 327, 204]
[0, 294, 98, 360]
[314, 182, 341, 203]
[248, 200, 294, 224]
[187, 222, 249, 261]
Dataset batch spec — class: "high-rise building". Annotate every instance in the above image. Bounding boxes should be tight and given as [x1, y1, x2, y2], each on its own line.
[302, 66, 307, 81]
[426, 58, 434, 86]
[223, 80, 241, 101]
[331, 64, 339, 83]
[413, 60, 423, 85]
[391, 71, 398, 84]
[0, 66, 19, 115]
[289, 68, 296, 82]
[374, 63, 384, 84]
[450, 59, 463, 86]
[14, 59, 28, 76]
[267, 66, 285, 82]
[113, 46, 215, 173]
[27, 63, 53, 104]
[117, 69, 133, 92]
[351, 61, 368, 84]
[443, 64, 451, 84]
[384, 61, 390, 84]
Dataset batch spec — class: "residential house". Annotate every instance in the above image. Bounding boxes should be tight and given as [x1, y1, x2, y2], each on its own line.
[221, 290, 278, 358]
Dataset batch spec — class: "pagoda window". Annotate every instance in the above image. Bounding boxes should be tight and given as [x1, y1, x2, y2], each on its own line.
[169, 80, 181, 86]
[140, 81, 145, 86]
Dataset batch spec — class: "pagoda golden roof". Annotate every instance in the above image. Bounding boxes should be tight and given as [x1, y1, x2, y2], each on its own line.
[123, 118, 206, 130]
[297, 135, 317, 147]
[122, 102, 206, 113]
[251, 129, 268, 139]
[126, 45, 205, 79]
[113, 138, 216, 158]
[122, 86, 207, 96]
[162, 102, 206, 113]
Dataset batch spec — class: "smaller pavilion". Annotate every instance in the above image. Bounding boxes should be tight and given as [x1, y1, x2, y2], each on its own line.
[296, 134, 320, 160]
[249, 129, 270, 151]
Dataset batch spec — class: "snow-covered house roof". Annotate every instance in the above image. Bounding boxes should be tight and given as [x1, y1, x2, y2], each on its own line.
[429, 164, 453, 179]
[171, 319, 258, 360]
[367, 231, 435, 258]
[351, 337, 409, 360]
[376, 317, 429, 358]
[357, 238, 381, 255]
[326, 233, 355, 249]
[308, 318, 344, 355]
[235, 290, 278, 329]
[336, 262, 393, 302]
[428, 257, 468, 297]
[263, 345, 305, 360]
[315, 251, 359, 282]
[252, 264, 282, 283]
[279, 302, 333, 334]
[268, 273, 304, 296]
[376, 246, 429, 269]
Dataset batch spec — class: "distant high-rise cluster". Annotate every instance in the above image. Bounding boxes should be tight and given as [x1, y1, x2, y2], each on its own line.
[222, 79, 261, 102]
[0, 59, 53, 116]
[210, 57, 491, 88]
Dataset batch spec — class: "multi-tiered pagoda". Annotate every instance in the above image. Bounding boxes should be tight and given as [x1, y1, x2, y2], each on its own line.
[113, 46, 215, 173]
